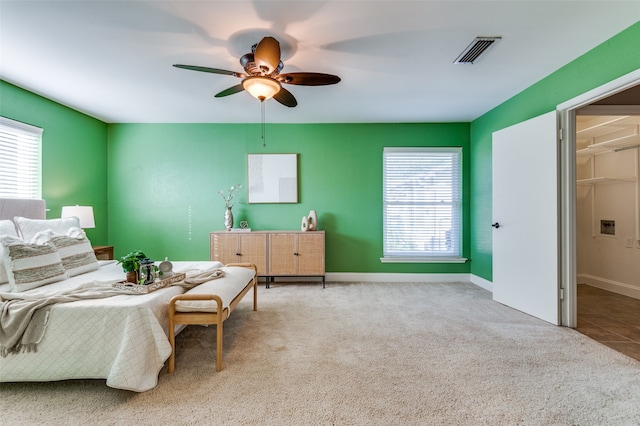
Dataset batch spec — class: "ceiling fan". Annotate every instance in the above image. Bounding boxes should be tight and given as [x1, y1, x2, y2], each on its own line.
[173, 36, 341, 107]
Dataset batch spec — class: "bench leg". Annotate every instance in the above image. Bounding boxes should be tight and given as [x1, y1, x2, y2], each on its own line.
[216, 319, 223, 372]
[253, 279, 258, 311]
[168, 320, 176, 373]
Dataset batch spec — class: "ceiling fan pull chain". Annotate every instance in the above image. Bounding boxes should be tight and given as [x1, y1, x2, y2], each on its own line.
[261, 100, 266, 147]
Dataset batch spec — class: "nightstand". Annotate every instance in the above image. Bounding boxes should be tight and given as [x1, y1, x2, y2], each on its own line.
[93, 245, 114, 260]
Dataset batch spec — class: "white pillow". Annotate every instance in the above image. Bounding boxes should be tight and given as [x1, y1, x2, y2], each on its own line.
[0, 235, 68, 292]
[0, 220, 17, 237]
[32, 227, 99, 277]
[14, 216, 80, 242]
[0, 220, 19, 284]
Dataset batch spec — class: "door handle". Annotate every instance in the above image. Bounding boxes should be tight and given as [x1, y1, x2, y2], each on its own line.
[492, 222, 500, 229]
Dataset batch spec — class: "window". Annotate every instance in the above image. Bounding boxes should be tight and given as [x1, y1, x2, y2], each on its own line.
[0, 117, 42, 199]
[382, 147, 465, 263]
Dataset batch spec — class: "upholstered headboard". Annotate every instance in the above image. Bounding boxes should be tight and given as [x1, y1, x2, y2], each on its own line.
[0, 198, 47, 221]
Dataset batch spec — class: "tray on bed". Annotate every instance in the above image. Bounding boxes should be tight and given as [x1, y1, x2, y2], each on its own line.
[113, 272, 186, 293]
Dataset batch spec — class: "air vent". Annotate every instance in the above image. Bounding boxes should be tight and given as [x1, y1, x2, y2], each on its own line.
[454, 36, 501, 64]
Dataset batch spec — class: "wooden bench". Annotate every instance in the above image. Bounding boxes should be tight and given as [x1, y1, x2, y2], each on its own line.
[167, 263, 257, 373]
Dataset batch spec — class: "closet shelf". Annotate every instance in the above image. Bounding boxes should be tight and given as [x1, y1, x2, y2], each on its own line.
[576, 134, 640, 157]
[576, 176, 637, 185]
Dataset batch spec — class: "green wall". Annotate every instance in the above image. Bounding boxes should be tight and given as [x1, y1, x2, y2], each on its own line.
[469, 21, 640, 281]
[108, 122, 471, 273]
[0, 81, 109, 245]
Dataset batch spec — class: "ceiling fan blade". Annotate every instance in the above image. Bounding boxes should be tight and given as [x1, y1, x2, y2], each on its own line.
[215, 84, 245, 98]
[273, 87, 297, 107]
[278, 72, 341, 86]
[173, 64, 246, 78]
[254, 37, 281, 75]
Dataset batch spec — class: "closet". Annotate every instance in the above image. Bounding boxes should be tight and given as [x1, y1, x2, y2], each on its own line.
[575, 112, 640, 295]
[572, 84, 640, 360]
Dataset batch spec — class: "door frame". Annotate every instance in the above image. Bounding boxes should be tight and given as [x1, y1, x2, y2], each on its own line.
[558, 68, 640, 327]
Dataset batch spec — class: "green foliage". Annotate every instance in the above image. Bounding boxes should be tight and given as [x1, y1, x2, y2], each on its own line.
[117, 250, 147, 273]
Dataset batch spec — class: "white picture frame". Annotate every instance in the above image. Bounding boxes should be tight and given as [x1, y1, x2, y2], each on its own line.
[247, 153, 298, 203]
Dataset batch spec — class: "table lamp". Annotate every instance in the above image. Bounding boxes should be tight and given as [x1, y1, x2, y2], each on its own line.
[61, 205, 95, 229]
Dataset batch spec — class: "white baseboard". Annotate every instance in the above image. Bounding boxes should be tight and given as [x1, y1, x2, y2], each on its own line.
[264, 273, 495, 288]
[325, 272, 471, 283]
[578, 274, 640, 299]
[470, 274, 493, 292]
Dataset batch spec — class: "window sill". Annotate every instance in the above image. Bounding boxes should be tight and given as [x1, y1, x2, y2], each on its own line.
[380, 257, 468, 264]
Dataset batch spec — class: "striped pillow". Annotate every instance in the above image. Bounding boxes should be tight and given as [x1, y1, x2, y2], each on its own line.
[33, 228, 99, 277]
[0, 235, 68, 292]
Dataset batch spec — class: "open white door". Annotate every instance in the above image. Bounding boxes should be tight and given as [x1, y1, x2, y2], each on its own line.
[492, 111, 560, 325]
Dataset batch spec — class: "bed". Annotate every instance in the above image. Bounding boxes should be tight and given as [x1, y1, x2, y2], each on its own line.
[0, 198, 252, 392]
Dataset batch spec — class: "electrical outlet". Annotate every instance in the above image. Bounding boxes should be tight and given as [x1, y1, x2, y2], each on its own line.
[626, 237, 633, 248]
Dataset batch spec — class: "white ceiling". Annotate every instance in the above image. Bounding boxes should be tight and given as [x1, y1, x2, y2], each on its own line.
[1, 1, 639, 124]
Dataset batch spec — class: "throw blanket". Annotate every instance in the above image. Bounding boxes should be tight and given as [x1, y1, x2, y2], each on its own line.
[0, 267, 225, 357]
[184, 268, 225, 285]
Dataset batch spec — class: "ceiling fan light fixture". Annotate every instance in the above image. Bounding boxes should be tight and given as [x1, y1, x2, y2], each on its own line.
[242, 76, 281, 101]
[253, 36, 281, 75]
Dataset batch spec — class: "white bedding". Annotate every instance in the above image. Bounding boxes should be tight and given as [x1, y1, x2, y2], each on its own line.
[0, 259, 222, 392]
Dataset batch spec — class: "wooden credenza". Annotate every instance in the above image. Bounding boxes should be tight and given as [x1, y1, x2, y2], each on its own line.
[210, 231, 325, 287]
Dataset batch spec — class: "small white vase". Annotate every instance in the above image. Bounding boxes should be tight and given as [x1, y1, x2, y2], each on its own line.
[301, 216, 309, 231]
[308, 210, 318, 231]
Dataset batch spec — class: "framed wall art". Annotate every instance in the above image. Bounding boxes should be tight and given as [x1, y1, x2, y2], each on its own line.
[247, 153, 298, 203]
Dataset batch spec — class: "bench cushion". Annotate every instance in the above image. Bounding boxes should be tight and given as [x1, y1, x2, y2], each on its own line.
[175, 266, 255, 314]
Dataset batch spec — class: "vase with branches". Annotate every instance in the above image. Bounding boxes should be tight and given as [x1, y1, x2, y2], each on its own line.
[218, 184, 242, 230]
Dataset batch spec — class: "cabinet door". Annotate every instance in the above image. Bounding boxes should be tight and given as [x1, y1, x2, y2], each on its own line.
[297, 233, 325, 275]
[238, 233, 267, 275]
[211, 233, 239, 264]
[268, 233, 296, 275]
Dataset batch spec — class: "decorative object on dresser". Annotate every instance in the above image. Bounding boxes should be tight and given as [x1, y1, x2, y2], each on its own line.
[307, 209, 318, 231]
[300, 210, 318, 232]
[211, 230, 325, 287]
[234, 220, 251, 232]
[224, 207, 234, 231]
[218, 183, 241, 231]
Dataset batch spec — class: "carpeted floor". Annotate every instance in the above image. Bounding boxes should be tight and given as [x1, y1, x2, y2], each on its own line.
[2, 281, 640, 425]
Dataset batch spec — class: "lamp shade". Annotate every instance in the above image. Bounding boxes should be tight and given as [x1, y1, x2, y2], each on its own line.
[242, 76, 281, 101]
[61, 205, 95, 229]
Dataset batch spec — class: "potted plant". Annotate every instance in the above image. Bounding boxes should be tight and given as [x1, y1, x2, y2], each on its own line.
[117, 250, 148, 283]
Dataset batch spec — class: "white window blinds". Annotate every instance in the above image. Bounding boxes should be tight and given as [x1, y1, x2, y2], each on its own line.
[0, 117, 43, 199]
[383, 147, 463, 261]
